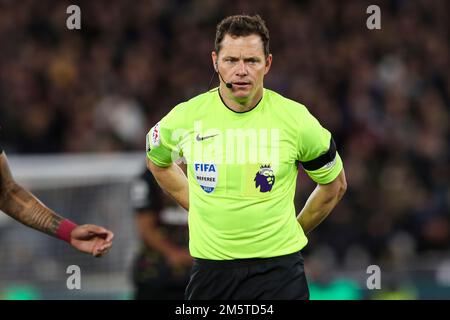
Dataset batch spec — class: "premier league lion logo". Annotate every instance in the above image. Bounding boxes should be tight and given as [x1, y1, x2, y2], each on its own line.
[254, 164, 276, 192]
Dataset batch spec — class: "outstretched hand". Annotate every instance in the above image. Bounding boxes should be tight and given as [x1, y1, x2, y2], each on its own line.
[70, 224, 114, 257]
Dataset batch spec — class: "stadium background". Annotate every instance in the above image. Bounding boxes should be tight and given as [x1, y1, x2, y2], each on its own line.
[0, 0, 448, 299]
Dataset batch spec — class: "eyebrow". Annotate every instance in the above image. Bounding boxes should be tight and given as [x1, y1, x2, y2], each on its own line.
[222, 56, 262, 62]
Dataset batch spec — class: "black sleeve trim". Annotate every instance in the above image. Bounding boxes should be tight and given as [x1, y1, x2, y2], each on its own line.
[300, 137, 337, 171]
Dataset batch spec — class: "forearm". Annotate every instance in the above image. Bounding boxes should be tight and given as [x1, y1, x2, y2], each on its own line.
[0, 181, 66, 238]
[0, 154, 67, 237]
[147, 159, 189, 210]
[297, 170, 347, 234]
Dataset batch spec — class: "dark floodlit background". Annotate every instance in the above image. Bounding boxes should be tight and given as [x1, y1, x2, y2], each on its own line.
[0, 0, 448, 299]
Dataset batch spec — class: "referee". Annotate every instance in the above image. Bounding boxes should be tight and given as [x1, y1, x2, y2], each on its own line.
[146, 15, 347, 300]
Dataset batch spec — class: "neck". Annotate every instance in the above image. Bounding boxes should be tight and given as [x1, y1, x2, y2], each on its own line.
[219, 85, 263, 113]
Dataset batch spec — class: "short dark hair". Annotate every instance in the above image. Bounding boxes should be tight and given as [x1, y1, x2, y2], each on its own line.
[214, 15, 270, 58]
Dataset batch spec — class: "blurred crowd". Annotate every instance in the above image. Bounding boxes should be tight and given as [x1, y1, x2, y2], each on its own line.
[0, 0, 448, 273]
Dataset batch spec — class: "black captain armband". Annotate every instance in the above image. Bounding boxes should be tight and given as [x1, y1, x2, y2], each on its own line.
[300, 138, 337, 171]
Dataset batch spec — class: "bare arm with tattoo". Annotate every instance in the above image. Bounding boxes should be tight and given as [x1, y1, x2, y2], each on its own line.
[0, 151, 114, 257]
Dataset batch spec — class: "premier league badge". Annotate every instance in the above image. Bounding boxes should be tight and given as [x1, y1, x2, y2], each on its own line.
[254, 164, 275, 192]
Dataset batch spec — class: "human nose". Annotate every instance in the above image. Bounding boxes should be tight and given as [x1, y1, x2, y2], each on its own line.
[235, 60, 247, 76]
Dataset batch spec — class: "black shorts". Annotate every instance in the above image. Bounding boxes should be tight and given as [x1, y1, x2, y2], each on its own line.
[185, 250, 309, 300]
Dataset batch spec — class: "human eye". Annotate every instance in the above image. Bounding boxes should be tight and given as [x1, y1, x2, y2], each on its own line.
[245, 58, 260, 65]
[224, 57, 238, 64]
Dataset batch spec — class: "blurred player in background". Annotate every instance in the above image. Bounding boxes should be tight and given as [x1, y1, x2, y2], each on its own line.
[0, 135, 114, 257]
[130, 165, 191, 299]
[146, 14, 346, 300]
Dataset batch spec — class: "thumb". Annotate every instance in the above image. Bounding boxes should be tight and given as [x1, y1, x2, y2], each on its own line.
[85, 225, 114, 241]
[84, 224, 108, 235]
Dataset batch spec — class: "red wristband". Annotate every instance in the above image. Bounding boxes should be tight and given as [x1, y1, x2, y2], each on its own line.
[56, 219, 77, 243]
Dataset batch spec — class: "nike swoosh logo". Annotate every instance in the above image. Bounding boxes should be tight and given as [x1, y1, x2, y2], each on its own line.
[196, 133, 219, 141]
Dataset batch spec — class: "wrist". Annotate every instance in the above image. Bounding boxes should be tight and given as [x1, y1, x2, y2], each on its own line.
[56, 219, 78, 243]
